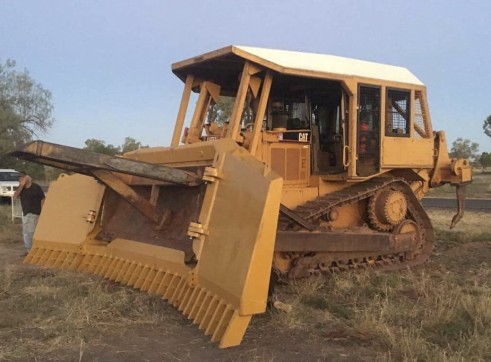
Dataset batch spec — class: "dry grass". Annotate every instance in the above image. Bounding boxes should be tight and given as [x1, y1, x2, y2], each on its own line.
[0, 204, 181, 361]
[0, 265, 176, 361]
[273, 210, 491, 361]
[427, 171, 491, 198]
[1, 201, 490, 361]
[430, 209, 491, 246]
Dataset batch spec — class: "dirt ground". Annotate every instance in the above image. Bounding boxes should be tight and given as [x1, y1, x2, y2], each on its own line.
[1, 206, 490, 361]
[0, 219, 376, 362]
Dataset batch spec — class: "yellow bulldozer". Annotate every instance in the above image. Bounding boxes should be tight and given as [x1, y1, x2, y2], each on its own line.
[10, 46, 472, 348]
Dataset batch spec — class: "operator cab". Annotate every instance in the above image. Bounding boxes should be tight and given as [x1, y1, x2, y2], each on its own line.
[171, 46, 433, 184]
[262, 76, 347, 175]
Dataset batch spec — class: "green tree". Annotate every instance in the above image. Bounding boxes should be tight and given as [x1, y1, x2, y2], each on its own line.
[449, 138, 479, 163]
[480, 152, 491, 170]
[206, 97, 234, 126]
[0, 59, 54, 138]
[83, 137, 148, 155]
[121, 137, 147, 154]
[484, 115, 491, 137]
[83, 139, 120, 156]
[1, 59, 55, 173]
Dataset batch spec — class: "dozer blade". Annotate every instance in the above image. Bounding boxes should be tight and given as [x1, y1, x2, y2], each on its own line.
[22, 139, 283, 348]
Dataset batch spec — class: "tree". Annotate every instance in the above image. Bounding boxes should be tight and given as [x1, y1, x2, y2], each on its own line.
[480, 152, 491, 170]
[449, 137, 479, 163]
[83, 137, 148, 156]
[484, 115, 491, 137]
[121, 137, 146, 154]
[206, 97, 234, 126]
[83, 139, 120, 156]
[0, 59, 54, 139]
[1, 59, 55, 172]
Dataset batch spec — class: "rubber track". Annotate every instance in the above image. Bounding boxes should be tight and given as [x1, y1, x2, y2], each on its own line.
[277, 178, 434, 271]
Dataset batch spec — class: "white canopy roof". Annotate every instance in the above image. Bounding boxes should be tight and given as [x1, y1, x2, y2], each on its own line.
[234, 46, 424, 86]
[173, 45, 424, 86]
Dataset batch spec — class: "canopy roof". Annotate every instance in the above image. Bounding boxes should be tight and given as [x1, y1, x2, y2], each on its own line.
[172, 45, 424, 87]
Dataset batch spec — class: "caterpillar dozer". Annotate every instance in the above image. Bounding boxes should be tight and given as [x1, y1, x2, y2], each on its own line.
[10, 46, 472, 348]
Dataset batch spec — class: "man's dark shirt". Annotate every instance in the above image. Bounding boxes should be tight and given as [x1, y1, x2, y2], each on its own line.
[19, 183, 45, 216]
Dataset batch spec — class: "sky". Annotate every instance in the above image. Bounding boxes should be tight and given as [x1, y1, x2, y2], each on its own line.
[0, 0, 490, 152]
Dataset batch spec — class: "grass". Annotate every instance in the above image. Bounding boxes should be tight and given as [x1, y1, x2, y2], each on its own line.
[272, 209, 491, 361]
[0, 202, 490, 361]
[427, 171, 491, 198]
[276, 274, 491, 361]
[0, 261, 176, 361]
[0, 204, 181, 361]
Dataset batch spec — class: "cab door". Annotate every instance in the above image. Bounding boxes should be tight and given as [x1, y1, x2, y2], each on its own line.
[356, 85, 381, 177]
[311, 87, 346, 175]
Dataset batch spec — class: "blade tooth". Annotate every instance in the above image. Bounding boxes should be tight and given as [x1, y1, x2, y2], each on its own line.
[147, 269, 164, 294]
[188, 289, 207, 320]
[77, 254, 93, 272]
[140, 268, 157, 291]
[70, 253, 84, 270]
[169, 278, 187, 306]
[32, 248, 46, 266]
[211, 305, 234, 342]
[38, 248, 53, 266]
[163, 274, 180, 300]
[183, 287, 201, 316]
[58, 251, 72, 269]
[194, 293, 213, 326]
[44, 250, 60, 268]
[36, 248, 51, 265]
[77, 253, 89, 271]
[155, 271, 173, 296]
[205, 301, 227, 336]
[85, 254, 102, 273]
[114, 260, 132, 283]
[62, 251, 79, 270]
[178, 286, 194, 312]
[47, 249, 59, 266]
[218, 312, 252, 348]
[93, 255, 109, 275]
[127, 264, 144, 286]
[108, 258, 126, 281]
[53, 251, 69, 269]
[199, 297, 220, 332]
[100, 257, 113, 278]
[134, 265, 151, 289]
[23, 247, 38, 264]
[120, 262, 138, 284]
[103, 257, 120, 279]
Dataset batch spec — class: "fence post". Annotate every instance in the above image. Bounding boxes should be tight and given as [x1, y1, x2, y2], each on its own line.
[11, 197, 22, 222]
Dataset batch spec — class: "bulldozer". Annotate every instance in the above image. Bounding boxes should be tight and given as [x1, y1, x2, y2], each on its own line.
[10, 46, 472, 348]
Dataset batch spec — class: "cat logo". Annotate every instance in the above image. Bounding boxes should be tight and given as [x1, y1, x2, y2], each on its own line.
[298, 132, 309, 142]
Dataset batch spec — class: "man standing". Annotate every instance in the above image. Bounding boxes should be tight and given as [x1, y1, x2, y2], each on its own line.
[13, 172, 45, 255]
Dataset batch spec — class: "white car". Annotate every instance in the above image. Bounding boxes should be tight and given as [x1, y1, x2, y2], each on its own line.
[0, 169, 20, 198]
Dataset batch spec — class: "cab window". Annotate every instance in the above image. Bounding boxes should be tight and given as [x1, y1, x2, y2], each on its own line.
[385, 88, 410, 137]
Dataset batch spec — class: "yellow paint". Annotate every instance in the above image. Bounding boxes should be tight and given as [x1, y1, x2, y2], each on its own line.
[21, 46, 473, 351]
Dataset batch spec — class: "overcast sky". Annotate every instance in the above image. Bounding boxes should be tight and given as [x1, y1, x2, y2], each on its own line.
[1, 0, 490, 152]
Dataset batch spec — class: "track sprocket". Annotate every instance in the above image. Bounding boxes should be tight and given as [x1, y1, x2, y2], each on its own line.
[368, 188, 407, 231]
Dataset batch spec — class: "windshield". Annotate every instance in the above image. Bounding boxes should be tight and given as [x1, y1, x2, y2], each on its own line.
[0, 172, 20, 182]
